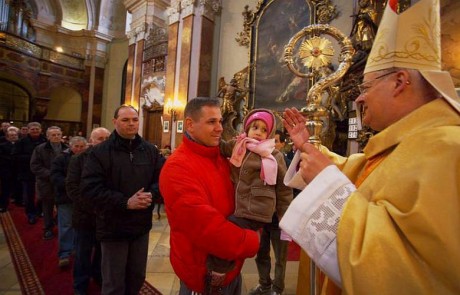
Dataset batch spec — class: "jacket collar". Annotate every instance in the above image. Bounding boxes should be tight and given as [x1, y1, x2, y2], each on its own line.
[112, 130, 142, 151]
[182, 134, 221, 158]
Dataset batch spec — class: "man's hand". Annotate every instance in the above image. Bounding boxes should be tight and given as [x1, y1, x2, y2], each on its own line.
[127, 187, 153, 210]
[299, 142, 333, 184]
[282, 108, 309, 150]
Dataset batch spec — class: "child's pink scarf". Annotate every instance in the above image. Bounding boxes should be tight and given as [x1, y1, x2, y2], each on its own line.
[229, 133, 278, 185]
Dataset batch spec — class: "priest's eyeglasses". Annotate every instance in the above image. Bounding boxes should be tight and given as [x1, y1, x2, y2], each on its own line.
[358, 71, 397, 95]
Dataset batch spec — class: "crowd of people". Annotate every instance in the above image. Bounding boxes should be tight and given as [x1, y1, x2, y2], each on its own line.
[0, 106, 166, 295]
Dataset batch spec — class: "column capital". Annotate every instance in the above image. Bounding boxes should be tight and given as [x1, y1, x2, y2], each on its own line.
[127, 23, 148, 44]
[181, 0, 196, 18]
[167, 0, 181, 24]
[198, 0, 222, 21]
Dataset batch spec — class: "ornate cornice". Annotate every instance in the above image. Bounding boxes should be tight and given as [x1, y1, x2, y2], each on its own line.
[198, 0, 222, 21]
[166, 0, 181, 24]
[127, 23, 148, 44]
[166, 0, 221, 23]
[181, 0, 195, 18]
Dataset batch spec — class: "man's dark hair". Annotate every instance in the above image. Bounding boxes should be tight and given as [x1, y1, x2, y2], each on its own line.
[275, 129, 286, 143]
[113, 104, 138, 119]
[184, 97, 221, 121]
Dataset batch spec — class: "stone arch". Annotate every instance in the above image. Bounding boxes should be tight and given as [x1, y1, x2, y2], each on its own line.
[85, 0, 100, 30]
[33, 0, 62, 25]
[0, 78, 33, 124]
[0, 72, 37, 98]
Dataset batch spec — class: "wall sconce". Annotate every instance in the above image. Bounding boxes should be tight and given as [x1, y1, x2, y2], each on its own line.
[165, 97, 182, 122]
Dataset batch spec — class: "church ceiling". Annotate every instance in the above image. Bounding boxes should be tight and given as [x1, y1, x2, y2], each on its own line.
[30, 0, 125, 36]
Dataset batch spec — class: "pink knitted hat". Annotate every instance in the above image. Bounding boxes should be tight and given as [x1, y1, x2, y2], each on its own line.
[244, 111, 274, 134]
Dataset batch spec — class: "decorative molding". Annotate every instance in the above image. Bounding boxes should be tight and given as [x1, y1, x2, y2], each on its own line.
[198, 0, 222, 21]
[313, 0, 338, 24]
[0, 32, 85, 70]
[181, 0, 196, 18]
[166, 0, 181, 24]
[144, 24, 168, 63]
[127, 23, 148, 44]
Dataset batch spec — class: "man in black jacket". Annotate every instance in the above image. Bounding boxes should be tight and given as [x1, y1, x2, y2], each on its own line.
[66, 127, 110, 294]
[11, 122, 47, 224]
[0, 126, 20, 212]
[50, 136, 87, 268]
[30, 126, 68, 239]
[81, 105, 164, 295]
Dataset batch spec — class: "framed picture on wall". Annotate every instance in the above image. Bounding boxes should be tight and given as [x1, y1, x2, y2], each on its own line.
[248, 0, 312, 112]
[177, 120, 184, 133]
[163, 120, 169, 133]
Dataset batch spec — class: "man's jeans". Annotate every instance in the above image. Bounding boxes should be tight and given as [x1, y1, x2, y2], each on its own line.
[73, 228, 102, 293]
[255, 223, 289, 293]
[57, 203, 75, 258]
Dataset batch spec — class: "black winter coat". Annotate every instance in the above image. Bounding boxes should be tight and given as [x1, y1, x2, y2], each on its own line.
[50, 149, 74, 205]
[30, 141, 68, 201]
[66, 147, 96, 230]
[11, 135, 47, 181]
[80, 131, 164, 241]
[0, 141, 15, 178]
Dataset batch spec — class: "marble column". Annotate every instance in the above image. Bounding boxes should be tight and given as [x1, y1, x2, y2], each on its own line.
[163, 0, 221, 149]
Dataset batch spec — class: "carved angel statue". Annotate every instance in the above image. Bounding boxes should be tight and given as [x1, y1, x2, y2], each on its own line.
[217, 72, 248, 140]
[217, 77, 246, 116]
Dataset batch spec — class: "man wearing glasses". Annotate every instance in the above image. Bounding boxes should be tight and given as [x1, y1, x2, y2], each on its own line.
[280, 0, 460, 294]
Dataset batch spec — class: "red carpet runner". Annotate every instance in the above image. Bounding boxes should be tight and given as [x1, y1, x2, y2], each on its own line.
[0, 204, 161, 295]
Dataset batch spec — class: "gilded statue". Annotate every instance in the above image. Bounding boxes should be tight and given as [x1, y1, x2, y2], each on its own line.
[217, 71, 248, 140]
[350, 0, 378, 51]
[217, 78, 244, 115]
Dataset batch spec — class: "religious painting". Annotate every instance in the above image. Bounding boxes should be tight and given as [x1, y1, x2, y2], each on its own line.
[249, 0, 312, 111]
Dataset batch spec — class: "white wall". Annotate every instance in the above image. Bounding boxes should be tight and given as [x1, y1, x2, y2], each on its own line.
[215, 0, 256, 90]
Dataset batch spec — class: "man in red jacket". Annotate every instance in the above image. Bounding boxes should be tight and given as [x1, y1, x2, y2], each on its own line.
[160, 97, 260, 294]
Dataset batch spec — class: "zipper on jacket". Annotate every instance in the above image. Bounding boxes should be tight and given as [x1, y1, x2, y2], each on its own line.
[129, 139, 134, 162]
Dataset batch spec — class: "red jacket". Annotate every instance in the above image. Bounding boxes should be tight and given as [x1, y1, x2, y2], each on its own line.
[159, 136, 259, 292]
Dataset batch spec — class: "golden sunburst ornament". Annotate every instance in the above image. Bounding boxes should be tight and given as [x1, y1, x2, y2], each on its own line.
[299, 36, 334, 70]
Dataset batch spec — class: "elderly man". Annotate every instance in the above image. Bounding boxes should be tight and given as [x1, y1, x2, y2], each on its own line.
[280, 0, 460, 294]
[31, 126, 68, 239]
[0, 126, 20, 212]
[12, 122, 47, 224]
[66, 127, 110, 295]
[50, 136, 88, 267]
[0, 121, 11, 143]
